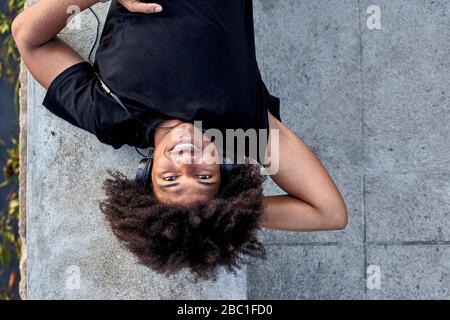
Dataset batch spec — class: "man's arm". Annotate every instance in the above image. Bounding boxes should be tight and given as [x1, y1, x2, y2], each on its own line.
[260, 112, 348, 231]
[12, 0, 162, 90]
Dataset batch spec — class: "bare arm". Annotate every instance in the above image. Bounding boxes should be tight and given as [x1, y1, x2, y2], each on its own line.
[12, 0, 162, 90]
[260, 112, 348, 231]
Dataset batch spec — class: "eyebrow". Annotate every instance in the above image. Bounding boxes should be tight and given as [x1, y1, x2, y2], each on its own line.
[197, 181, 216, 186]
[157, 181, 216, 190]
[158, 182, 180, 189]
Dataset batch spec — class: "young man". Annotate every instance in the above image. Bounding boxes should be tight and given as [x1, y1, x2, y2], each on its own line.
[13, 0, 347, 278]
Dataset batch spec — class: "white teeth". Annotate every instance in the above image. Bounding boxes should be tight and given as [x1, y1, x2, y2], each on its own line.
[172, 143, 200, 153]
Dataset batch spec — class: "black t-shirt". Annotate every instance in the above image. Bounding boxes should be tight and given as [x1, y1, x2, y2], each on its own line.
[42, 0, 281, 163]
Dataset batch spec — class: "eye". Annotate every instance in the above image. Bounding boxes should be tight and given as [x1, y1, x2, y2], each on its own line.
[197, 175, 211, 180]
[163, 176, 178, 181]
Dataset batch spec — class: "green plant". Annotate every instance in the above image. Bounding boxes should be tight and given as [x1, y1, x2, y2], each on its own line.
[0, 0, 25, 79]
[0, 0, 24, 300]
[0, 141, 20, 300]
[1, 0, 26, 118]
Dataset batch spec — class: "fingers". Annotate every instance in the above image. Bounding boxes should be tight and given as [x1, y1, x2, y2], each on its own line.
[120, 0, 163, 14]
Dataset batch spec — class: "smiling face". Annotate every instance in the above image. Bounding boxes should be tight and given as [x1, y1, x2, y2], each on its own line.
[151, 120, 221, 206]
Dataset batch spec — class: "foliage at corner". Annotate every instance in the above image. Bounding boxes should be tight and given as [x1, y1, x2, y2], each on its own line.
[0, 0, 24, 300]
[0, 141, 20, 300]
[0, 0, 25, 81]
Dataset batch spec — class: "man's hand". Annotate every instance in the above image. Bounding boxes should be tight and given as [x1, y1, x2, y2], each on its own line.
[118, 0, 163, 13]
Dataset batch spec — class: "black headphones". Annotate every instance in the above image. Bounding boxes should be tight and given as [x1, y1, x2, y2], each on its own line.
[135, 147, 241, 194]
[135, 147, 155, 194]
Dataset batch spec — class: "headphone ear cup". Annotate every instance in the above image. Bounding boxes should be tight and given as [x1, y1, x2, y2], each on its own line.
[136, 157, 153, 193]
[220, 163, 239, 173]
[144, 156, 153, 193]
[136, 158, 150, 184]
[135, 147, 154, 193]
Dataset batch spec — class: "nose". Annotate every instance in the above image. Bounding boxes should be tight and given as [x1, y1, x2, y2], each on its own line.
[172, 156, 203, 178]
[170, 144, 203, 167]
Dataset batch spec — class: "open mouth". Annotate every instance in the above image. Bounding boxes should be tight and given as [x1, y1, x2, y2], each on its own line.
[169, 137, 201, 153]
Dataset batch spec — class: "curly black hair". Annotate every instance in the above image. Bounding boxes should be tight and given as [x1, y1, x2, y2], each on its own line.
[99, 164, 267, 281]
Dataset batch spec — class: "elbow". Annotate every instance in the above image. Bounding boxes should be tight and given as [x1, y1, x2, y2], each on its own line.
[11, 14, 22, 41]
[11, 13, 30, 50]
[11, 14, 24, 47]
[332, 208, 348, 230]
[319, 203, 348, 231]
